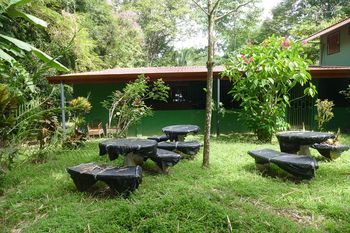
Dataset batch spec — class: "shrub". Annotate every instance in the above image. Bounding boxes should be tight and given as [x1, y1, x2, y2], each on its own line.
[315, 99, 334, 131]
[224, 36, 317, 142]
[340, 85, 350, 100]
[102, 75, 169, 138]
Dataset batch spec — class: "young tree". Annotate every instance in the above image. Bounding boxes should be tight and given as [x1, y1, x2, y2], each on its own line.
[191, 0, 252, 167]
[224, 36, 317, 142]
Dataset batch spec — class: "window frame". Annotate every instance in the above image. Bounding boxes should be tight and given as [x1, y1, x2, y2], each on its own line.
[327, 31, 340, 55]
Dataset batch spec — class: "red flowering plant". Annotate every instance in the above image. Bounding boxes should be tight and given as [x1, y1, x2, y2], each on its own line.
[223, 36, 317, 142]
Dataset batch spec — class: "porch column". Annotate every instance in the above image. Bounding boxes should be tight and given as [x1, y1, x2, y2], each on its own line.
[60, 81, 66, 139]
[216, 77, 220, 137]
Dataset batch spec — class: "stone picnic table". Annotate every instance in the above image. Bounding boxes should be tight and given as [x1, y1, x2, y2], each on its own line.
[162, 124, 200, 141]
[276, 131, 335, 155]
[99, 139, 157, 166]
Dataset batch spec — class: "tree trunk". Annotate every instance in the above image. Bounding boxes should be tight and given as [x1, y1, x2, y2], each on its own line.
[203, 1, 215, 168]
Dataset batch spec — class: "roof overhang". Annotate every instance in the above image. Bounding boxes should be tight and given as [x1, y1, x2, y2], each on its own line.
[47, 66, 225, 84]
[309, 66, 350, 78]
[47, 65, 350, 85]
[303, 17, 350, 43]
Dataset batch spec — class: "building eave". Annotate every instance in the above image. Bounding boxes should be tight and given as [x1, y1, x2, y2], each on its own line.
[47, 66, 225, 84]
[47, 65, 350, 85]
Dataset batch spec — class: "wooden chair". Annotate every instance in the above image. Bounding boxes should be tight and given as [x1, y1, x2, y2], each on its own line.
[87, 122, 104, 138]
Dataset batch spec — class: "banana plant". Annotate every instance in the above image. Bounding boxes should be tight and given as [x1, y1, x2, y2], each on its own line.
[0, 0, 69, 72]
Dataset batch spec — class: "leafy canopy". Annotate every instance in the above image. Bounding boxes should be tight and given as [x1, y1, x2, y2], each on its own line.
[0, 0, 69, 72]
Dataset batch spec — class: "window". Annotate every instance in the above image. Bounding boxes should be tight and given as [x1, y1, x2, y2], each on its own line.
[148, 81, 206, 110]
[327, 31, 340, 55]
[171, 85, 188, 103]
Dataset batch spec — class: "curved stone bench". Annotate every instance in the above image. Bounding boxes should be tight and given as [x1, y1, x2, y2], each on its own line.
[147, 135, 169, 142]
[157, 141, 201, 157]
[311, 143, 349, 160]
[151, 149, 181, 173]
[67, 163, 142, 195]
[248, 149, 318, 180]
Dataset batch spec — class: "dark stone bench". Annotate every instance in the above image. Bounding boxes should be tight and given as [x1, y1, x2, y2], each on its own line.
[147, 135, 169, 142]
[151, 149, 181, 173]
[157, 141, 201, 157]
[311, 143, 349, 160]
[99, 140, 116, 156]
[248, 149, 318, 180]
[67, 163, 142, 195]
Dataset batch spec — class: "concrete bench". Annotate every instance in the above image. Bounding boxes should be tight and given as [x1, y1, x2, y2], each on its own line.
[67, 163, 142, 195]
[157, 141, 201, 157]
[248, 149, 318, 180]
[99, 139, 116, 156]
[147, 135, 169, 142]
[151, 149, 181, 173]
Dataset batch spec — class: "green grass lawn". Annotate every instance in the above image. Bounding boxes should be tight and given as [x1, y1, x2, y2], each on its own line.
[1, 134, 350, 232]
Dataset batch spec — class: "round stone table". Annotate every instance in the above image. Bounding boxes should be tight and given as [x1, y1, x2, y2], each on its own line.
[102, 139, 157, 166]
[162, 124, 200, 141]
[276, 131, 335, 155]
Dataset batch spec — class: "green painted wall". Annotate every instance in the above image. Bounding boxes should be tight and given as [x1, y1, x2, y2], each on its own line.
[73, 83, 125, 126]
[72, 78, 350, 135]
[321, 24, 350, 66]
[73, 83, 247, 136]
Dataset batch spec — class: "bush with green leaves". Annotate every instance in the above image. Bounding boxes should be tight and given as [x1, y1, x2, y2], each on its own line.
[102, 75, 169, 138]
[340, 85, 350, 100]
[224, 36, 317, 142]
[68, 96, 92, 128]
[0, 0, 69, 172]
[315, 99, 334, 131]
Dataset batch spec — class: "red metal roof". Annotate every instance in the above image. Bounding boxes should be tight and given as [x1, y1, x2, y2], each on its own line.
[47, 66, 225, 84]
[47, 65, 350, 84]
[303, 16, 350, 42]
[309, 65, 350, 78]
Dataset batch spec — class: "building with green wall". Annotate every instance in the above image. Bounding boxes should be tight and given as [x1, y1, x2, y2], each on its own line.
[303, 16, 350, 132]
[48, 18, 350, 136]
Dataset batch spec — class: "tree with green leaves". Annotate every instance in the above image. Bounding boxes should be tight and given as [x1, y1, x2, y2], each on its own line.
[224, 36, 317, 142]
[216, 3, 262, 55]
[119, 0, 188, 66]
[0, 0, 69, 71]
[191, 0, 253, 168]
[257, 0, 350, 42]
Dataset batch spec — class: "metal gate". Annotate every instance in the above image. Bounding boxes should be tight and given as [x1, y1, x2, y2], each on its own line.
[287, 85, 315, 130]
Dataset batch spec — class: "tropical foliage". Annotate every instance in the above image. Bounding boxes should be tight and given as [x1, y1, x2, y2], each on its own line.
[0, 0, 69, 71]
[102, 75, 169, 138]
[224, 36, 317, 142]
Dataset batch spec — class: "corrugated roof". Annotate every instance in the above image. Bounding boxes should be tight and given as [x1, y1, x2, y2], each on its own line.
[303, 16, 350, 42]
[47, 66, 225, 84]
[65, 66, 225, 75]
[47, 65, 350, 84]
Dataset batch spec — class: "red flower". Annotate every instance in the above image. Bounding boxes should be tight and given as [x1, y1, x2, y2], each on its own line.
[281, 35, 291, 48]
[241, 54, 253, 64]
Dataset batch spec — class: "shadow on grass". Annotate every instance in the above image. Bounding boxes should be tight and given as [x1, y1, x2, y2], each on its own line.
[242, 163, 309, 184]
[211, 133, 262, 144]
[66, 182, 134, 199]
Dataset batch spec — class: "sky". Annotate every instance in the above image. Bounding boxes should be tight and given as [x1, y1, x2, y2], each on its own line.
[174, 0, 282, 49]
